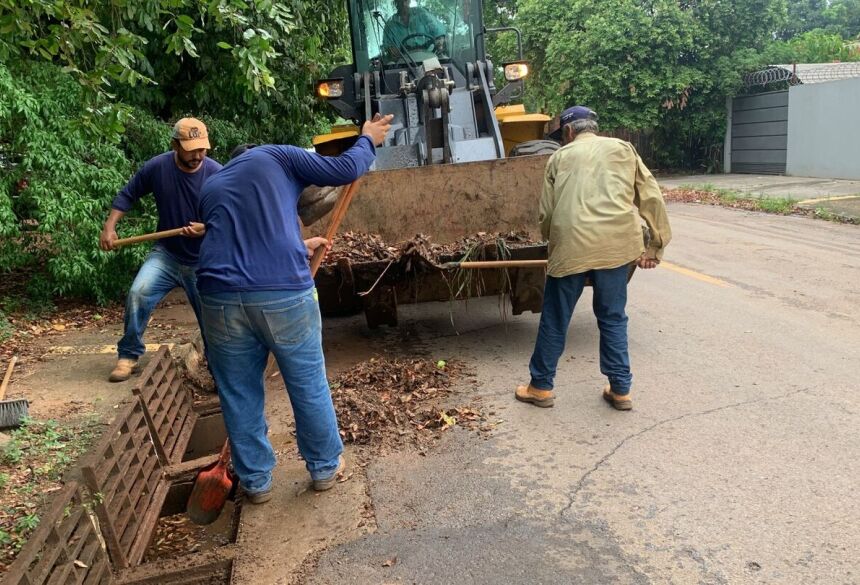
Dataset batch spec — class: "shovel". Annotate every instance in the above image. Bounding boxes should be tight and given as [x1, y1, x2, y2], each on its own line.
[186, 441, 234, 525]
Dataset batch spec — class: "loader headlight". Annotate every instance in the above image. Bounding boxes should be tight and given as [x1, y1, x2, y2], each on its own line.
[504, 62, 529, 82]
[315, 79, 345, 99]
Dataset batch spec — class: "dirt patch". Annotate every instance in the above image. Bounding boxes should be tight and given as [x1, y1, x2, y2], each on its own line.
[0, 417, 102, 571]
[182, 356, 218, 403]
[0, 300, 124, 367]
[330, 357, 490, 455]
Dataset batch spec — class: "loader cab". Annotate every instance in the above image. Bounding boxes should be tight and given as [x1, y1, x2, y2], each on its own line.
[351, 0, 480, 79]
[314, 0, 546, 169]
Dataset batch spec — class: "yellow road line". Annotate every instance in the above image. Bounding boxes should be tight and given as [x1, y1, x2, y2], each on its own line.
[659, 261, 733, 288]
[48, 343, 174, 355]
[795, 194, 860, 206]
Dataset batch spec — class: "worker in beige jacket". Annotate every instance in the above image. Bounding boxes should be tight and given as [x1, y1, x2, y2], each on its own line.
[515, 105, 671, 411]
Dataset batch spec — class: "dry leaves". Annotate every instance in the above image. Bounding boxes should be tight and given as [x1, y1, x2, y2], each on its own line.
[330, 357, 482, 453]
[142, 512, 233, 562]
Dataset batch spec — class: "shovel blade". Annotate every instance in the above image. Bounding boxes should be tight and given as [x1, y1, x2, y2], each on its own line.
[186, 464, 234, 525]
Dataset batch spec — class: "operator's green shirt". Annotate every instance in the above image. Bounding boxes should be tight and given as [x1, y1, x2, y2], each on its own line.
[539, 133, 672, 277]
[382, 7, 446, 53]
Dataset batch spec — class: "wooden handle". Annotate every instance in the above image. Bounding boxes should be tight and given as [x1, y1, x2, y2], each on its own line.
[309, 179, 362, 277]
[457, 260, 548, 269]
[0, 356, 18, 401]
[113, 227, 188, 248]
[217, 440, 231, 467]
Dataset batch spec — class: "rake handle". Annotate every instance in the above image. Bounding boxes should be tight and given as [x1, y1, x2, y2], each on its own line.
[455, 260, 548, 269]
[113, 227, 195, 248]
[309, 179, 362, 278]
[1, 356, 18, 401]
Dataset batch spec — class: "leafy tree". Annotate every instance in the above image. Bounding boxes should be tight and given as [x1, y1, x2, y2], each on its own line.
[824, 0, 860, 37]
[765, 28, 860, 62]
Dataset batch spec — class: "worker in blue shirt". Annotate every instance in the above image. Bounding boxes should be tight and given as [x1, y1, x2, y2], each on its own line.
[196, 114, 393, 503]
[100, 118, 222, 382]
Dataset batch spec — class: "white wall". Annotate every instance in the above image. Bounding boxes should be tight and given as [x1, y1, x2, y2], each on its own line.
[786, 77, 860, 180]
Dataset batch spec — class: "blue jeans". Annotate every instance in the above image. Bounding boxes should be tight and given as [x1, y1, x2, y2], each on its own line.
[199, 288, 343, 495]
[118, 247, 204, 360]
[529, 263, 632, 395]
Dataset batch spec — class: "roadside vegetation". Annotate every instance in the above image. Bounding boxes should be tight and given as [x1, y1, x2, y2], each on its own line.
[664, 185, 860, 225]
[0, 417, 102, 572]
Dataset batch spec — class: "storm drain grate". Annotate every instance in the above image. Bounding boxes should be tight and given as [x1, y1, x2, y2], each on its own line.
[1, 345, 237, 585]
[1, 481, 114, 585]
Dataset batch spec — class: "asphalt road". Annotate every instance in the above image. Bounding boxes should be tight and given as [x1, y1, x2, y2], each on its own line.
[301, 203, 860, 584]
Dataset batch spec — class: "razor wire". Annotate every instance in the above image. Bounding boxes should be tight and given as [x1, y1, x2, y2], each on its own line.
[744, 63, 860, 88]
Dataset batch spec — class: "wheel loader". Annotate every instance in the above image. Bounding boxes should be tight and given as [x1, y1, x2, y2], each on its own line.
[302, 0, 566, 327]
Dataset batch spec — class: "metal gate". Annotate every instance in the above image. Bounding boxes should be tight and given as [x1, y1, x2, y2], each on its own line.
[730, 90, 788, 174]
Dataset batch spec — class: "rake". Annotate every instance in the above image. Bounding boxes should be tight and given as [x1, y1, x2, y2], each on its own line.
[0, 356, 29, 430]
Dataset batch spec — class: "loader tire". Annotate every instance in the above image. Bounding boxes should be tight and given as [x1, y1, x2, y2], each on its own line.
[508, 139, 560, 157]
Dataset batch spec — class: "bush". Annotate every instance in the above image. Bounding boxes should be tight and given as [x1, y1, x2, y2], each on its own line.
[0, 61, 272, 304]
[0, 61, 262, 303]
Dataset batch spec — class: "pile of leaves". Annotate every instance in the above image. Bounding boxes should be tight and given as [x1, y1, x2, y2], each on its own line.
[330, 357, 482, 452]
[325, 231, 399, 264]
[0, 418, 101, 571]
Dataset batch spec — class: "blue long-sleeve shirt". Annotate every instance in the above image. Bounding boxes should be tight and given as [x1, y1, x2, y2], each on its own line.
[111, 152, 223, 265]
[195, 135, 377, 294]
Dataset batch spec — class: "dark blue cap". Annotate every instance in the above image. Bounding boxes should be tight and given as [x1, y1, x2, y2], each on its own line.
[548, 105, 598, 140]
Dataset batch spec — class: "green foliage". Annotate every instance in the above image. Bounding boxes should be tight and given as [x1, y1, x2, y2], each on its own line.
[757, 197, 796, 214]
[781, 0, 860, 39]
[0, 417, 100, 564]
[0, 61, 141, 302]
[764, 29, 860, 62]
[511, 0, 788, 168]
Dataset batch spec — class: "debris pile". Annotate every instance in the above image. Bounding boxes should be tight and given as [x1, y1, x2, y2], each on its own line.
[143, 507, 235, 562]
[330, 356, 482, 452]
[325, 231, 399, 264]
[661, 187, 760, 209]
[324, 230, 540, 267]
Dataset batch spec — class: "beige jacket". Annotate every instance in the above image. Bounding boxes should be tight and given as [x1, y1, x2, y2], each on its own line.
[539, 133, 671, 277]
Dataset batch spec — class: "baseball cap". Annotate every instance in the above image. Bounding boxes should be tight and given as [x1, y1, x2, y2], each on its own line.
[172, 118, 211, 151]
[547, 106, 598, 140]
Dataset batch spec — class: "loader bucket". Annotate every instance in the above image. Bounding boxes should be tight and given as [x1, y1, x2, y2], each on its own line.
[335, 154, 551, 242]
[304, 153, 638, 327]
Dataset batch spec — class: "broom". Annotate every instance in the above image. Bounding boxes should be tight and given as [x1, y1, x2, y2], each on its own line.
[187, 179, 362, 524]
[0, 356, 29, 430]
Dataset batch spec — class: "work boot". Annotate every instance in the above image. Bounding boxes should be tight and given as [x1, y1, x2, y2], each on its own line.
[313, 456, 347, 492]
[602, 385, 633, 411]
[515, 384, 555, 408]
[246, 487, 273, 505]
[108, 358, 140, 382]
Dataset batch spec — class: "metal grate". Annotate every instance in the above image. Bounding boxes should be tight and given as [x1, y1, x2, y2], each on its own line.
[1, 482, 114, 585]
[79, 401, 166, 570]
[132, 346, 195, 465]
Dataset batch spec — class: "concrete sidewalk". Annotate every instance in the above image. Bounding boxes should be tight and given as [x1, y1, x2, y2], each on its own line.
[658, 173, 860, 219]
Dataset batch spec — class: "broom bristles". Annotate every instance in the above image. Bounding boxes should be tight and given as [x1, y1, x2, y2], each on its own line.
[0, 399, 29, 430]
